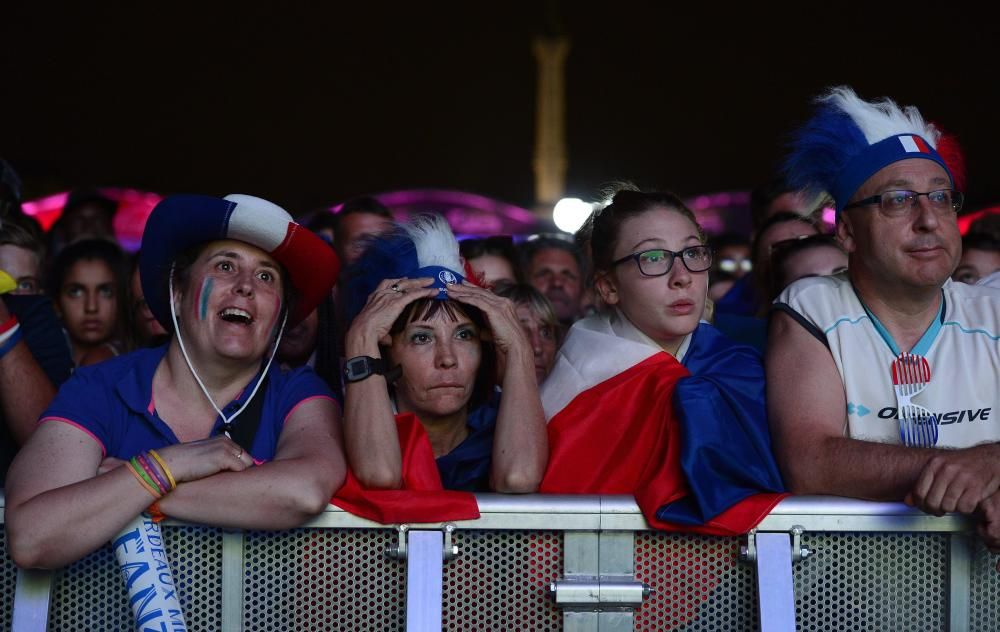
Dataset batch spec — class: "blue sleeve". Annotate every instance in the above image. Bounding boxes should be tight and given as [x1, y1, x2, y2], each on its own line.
[276, 366, 339, 418]
[39, 364, 120, 456]
[4, 294, 74, 386]
[252, 366, 338, 461]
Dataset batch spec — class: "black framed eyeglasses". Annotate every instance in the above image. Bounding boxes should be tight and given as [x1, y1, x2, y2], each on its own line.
[842, 189, 964, 217]
[611, 245, 713, 277]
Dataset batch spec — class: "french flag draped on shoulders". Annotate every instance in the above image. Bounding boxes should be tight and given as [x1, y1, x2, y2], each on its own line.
[331, 412, 480, 523]
[538, 310, 787, 535]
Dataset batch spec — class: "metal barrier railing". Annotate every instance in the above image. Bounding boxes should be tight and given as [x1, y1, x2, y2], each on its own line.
[2, 493, 998, 631]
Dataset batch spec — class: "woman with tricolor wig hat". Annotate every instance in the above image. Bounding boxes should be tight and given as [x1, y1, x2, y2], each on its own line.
[5, 193, 346, 569]
[341, 215, 547, 493]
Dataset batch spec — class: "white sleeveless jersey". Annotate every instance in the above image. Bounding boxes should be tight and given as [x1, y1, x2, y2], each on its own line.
[775, 274, 1000, 447]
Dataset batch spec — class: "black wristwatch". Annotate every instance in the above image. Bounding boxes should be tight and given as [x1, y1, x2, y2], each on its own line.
[343, 356, 392, 383]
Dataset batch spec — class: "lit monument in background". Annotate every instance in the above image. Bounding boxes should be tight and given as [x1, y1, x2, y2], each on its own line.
[532, 33, 570, 219]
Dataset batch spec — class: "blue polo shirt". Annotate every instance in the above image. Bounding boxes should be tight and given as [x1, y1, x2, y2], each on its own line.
[435, 401, 498, 492]
[40, 344, 338, 461]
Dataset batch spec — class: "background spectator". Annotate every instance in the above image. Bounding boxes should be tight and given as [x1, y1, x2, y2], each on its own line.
[493, 281, 561, 385]
[49, 238, 128, 366]
[519, 235, 585, 325]
[460, 235, 522, 288]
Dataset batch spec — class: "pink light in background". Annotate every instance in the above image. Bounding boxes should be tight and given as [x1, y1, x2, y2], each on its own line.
[19, 192, 69, 231]
[21, 188, 163, 251]
[821, 207, 836, 229]
[684, 191, 752, 237]
[331, 189, 538, 236]
[958, 207, 998, 235]
[326, 188, 759, 238]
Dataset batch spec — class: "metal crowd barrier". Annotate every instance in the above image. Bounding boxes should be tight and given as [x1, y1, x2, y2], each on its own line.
[2, 493, 999, 631]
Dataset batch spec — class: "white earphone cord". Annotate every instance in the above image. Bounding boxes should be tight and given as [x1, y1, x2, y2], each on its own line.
[168, 265, 288, 435]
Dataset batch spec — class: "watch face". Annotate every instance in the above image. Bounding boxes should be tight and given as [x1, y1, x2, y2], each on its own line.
[345, 357, 370, 381]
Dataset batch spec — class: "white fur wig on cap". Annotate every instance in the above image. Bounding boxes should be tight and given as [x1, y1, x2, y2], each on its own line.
[784, 86, 954, 212]
[345, 214, 465, 322]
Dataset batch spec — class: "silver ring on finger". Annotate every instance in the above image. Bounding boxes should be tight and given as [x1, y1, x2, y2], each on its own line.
[390, 283, 402, 293]
[235, 448, 243, 460]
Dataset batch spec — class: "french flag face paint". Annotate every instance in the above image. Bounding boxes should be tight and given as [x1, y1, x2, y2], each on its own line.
[197, 277, 214, 321]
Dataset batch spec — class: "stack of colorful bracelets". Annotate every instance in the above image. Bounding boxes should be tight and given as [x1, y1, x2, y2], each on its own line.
[0, 315, 22, 360]
[127, 449, 176, 523]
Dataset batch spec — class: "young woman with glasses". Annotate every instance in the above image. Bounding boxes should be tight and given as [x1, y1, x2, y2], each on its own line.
[538, 185, 784, 531]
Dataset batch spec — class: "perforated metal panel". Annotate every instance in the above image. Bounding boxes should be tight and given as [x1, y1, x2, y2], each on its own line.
[969, 541, 1000, 631]
[442, 530, 562, 631]
[1, 529, 17, 631]
[7, 510, 999, 630]
[634, 533, 756, 632]
[46, 525, 222, 631]
[793, 532, 948, 631]
[242, 527, 404, 631]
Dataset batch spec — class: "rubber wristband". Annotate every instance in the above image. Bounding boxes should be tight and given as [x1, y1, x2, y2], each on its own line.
[135, 457, 163, 497]
[147, 449, 177, 491]
[128, 458, 162, 499]
[137, 453, 169, 496]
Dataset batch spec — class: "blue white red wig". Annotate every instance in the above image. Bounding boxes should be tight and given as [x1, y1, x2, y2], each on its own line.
[784, 86, 954, 212]
[345, 214, 466, 323]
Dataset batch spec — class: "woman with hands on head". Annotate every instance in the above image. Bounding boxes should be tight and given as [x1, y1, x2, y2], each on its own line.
[5, 194, 345, 569]
[343, 215, 547, 492]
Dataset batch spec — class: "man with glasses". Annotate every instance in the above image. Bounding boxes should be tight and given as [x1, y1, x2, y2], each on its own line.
[767, 87, 1000, 548]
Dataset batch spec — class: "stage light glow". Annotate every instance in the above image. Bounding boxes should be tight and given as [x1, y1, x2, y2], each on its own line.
[552, 197, 592, 234]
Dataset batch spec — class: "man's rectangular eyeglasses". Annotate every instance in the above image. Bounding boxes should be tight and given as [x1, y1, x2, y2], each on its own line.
[611, 246, 713, 277]
[842, 189, 964, 217]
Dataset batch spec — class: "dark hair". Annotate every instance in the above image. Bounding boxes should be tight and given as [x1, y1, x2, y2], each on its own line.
[304, 210, 339, 236]
[384, 298, 495, 413]
[62, 188, 118, 220]
[710, 232, 751, 252]
[768, 234, 845, 300]
[459, 235, 523, 283]
[1, 159, 23, 219]
[0, 218, 46, 263]
[336, 196, 393, 222]
[962, 232, 1000, 254]
[751, 211, 818, 265]
[49, 238, 129, 343]
[586, 187, 705, 273]
[518, 235, 585, 278]
[750, 175, 798, 231]
[965, 211, 1000, 241]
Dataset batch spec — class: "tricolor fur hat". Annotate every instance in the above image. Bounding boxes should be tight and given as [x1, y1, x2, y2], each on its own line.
[345, 214, 465, 323]
[140, 193, 339, 329]
[785, 86, 953, 212]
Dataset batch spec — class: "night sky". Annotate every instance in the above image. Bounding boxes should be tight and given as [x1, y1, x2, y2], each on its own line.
[3, 5, 999, 216]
